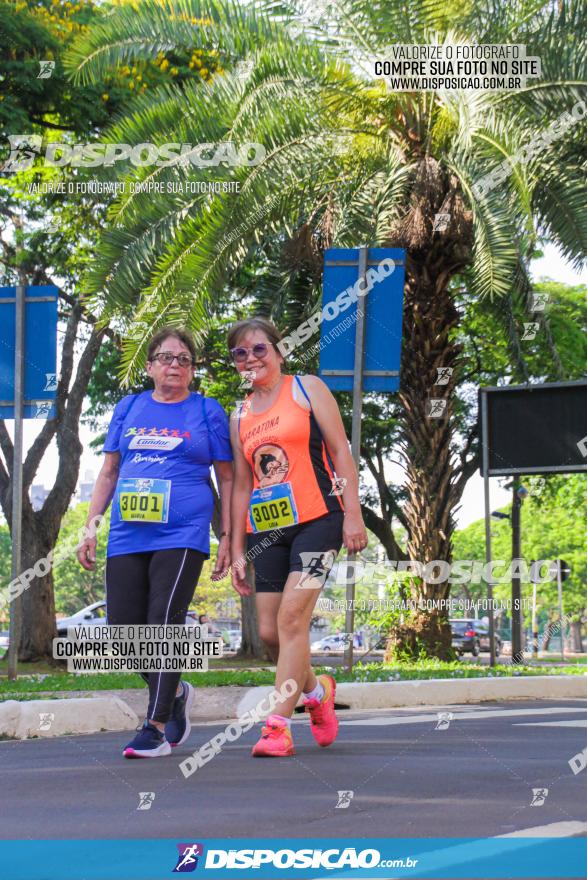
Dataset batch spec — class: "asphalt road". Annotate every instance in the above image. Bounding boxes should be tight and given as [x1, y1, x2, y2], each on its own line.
[1, 699, 587, 842]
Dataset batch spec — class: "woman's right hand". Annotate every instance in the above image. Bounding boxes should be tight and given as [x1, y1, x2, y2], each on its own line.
[231, 552, 253, 596]
[77, 535, 97, 571]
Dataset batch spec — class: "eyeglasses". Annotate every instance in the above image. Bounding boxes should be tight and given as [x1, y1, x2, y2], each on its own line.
[230, 343, 271, 364]
[150, 352, 194, 367]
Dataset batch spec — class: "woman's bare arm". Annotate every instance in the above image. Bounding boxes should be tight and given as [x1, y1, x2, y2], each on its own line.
[211, 459, 233, 580]
[229, 414, 254, 594]
[297, 375, 368, 553]
[77, 452, 120, 570]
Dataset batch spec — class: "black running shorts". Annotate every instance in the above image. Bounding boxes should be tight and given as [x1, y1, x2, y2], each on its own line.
[247, 510, 344, 593]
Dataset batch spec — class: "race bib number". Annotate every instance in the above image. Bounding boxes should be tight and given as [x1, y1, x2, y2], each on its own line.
[249, 482, 298, 532]
[118, 478, 170, 523]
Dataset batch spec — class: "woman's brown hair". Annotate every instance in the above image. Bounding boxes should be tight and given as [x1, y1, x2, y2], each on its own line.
[146, 326, 197, 363]
[227, 316, 284, 354]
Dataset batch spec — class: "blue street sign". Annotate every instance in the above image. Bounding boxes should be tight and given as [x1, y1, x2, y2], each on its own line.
[0, 285, 58, 419]
[319, 248, 405, 392]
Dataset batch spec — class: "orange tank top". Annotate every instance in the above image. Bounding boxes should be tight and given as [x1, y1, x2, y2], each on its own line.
[238, 375, 344, 533]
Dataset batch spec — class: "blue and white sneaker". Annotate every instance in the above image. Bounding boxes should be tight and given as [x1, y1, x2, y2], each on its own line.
[123, 721, 171, 759]
[165, 681, 195, 747]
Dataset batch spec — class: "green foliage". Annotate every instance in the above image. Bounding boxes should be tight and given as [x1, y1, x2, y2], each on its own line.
[0, 0, 111, 137]
[59, 0, 587, 386]
[453, 474, 587, 623]
[83, 340, 151, 449]
[349, 659, 587, 682]
[529, 281, 587, 378]
[0, 667, 279, 694]
[52, 503, 109, 616]
[190, 553, 238, 620]
[1, 658, 586, 697]
[1, 0, 224, 293]
[0, 524, 11, 626]
[0, 0, 221, 138]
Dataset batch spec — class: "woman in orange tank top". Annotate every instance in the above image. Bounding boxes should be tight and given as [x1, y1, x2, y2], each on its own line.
[228, 317, 367, 758]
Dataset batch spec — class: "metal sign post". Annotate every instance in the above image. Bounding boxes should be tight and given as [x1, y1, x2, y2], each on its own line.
[481, 391, 496, 668]
[1, 284, 58, 680]
[344, 246, 367, 673]
[7, 285, 25, 681]
[318, 247, 406, 673]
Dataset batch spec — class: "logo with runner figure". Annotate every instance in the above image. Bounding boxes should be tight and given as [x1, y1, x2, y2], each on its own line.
[252, 443, 289, 487]
[173, 843, 204, 872]
[297, 550, 337, 589]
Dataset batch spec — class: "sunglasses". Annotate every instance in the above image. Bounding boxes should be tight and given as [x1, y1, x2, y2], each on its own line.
[150, 352, 194, 367]
[230, 343, 271, 364]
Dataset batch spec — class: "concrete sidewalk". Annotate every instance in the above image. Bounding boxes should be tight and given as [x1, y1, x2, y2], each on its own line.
[1, 673, 586, 739]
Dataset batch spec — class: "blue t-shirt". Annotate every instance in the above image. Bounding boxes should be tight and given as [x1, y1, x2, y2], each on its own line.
[103, 391, 232, 558]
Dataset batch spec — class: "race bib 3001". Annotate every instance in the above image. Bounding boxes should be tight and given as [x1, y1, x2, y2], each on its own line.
[118, 478, 171, 523]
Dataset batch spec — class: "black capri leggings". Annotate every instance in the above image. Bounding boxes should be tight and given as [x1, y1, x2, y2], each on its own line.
[105, 548, 205, 723]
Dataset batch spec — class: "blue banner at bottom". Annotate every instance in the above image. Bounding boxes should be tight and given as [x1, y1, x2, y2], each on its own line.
[2, 837, 587, 879]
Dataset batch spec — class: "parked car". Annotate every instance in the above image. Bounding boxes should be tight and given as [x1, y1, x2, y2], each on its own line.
[311, 634, 349, 653]
[450, 618, 501, 657]
[0, 631, 9, 656]
[185, 611, 224, 639]
[228, 632, 242, 652]
[56, 600, 107, 636]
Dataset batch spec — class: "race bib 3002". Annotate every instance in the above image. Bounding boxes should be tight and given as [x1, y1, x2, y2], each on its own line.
[249, 482, 298, 532]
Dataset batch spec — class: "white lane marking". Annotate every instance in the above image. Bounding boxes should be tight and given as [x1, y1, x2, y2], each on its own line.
[499, 820, 587, 837]
[341, 706, 587, 726]
[515, 719, 587, 727]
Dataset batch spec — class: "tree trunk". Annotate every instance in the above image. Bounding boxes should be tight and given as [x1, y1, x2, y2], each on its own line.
[0, 308, 105, 662]
[384, 157, 475, 659]
[389, 254, 463, 658]
[238, 563, 268, 660]
[18, 512, 58, 661]
[570, 620, 583, 653]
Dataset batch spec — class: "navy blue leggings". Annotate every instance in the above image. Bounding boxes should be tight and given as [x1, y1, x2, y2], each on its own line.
[105, 548, 205, 722]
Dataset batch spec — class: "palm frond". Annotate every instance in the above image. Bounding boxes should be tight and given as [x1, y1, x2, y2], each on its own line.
[64, 0, 285, 84]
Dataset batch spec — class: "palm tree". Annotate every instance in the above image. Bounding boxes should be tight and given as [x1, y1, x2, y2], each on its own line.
[65, 0, 587, 658]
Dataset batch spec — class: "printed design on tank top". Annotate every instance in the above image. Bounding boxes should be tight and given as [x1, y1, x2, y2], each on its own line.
[251, 443, 289, 487]
[241, 415, 279, 445]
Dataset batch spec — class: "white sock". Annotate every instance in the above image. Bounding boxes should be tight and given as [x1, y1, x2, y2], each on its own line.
[303, 680, 325, 703]
[270, 714, 291, 728]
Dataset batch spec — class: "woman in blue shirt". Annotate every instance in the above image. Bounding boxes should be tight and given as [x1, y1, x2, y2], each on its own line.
[77, 327, 233, 758]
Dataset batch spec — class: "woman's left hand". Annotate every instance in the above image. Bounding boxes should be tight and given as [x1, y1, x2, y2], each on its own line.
[211, 536, 231, 581]
[342, 512, 368, 554]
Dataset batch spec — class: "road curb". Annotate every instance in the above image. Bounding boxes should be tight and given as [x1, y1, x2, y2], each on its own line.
[332, 675, 587, 709]
[237, 674, 587, 719]
[2, 675, 585, 738]
[0, 696, 139, 739]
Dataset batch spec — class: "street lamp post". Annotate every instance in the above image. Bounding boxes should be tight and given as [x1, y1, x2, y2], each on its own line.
[491, 479, 528, 665]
